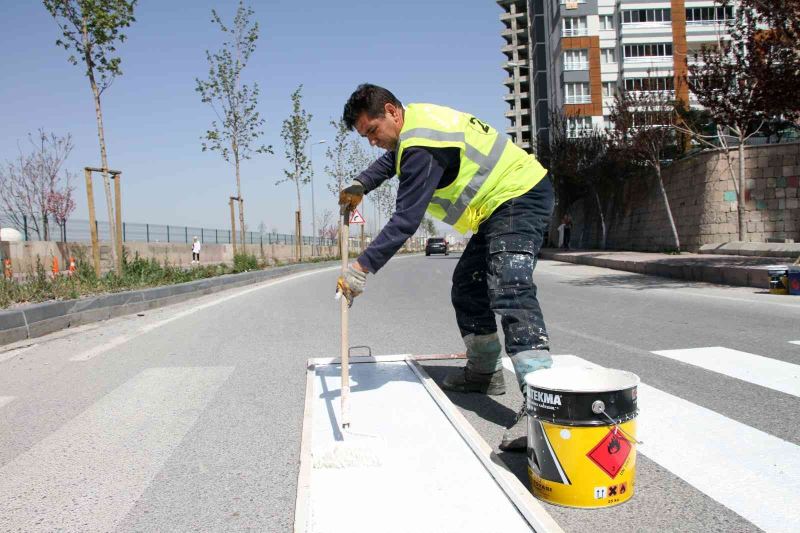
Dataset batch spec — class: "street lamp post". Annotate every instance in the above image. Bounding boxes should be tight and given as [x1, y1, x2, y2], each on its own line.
[309, 139, 327, 256]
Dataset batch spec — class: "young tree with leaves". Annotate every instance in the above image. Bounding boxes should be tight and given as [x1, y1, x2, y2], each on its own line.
[278, 85, 312, 260]
[44, 0, 136, 268]
[196, 1, 271, 248]
[610, 88, 682, 251]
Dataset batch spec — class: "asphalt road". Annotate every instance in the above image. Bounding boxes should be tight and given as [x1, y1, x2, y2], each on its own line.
[0, 254, 798, 532]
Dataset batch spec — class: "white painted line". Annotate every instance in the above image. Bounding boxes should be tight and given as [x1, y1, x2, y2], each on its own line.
[70, 266, 339, 362]
[0, 366, 233, 532]
[790, 341, 800, 346]
[0, 396, 15, 409]
[549, 355, 800, 533]
[651, 346, 800, 398]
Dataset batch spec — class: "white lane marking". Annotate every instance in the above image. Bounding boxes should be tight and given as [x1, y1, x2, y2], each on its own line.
[651, 347, 800, 398]
[0, 344, 38, 364]
[70, 266, 339, 361]
[0, 366, 233, 532]
[0, 396, 15, 409]
[547, 355, 800, 533]
[791, 341, 800, 346]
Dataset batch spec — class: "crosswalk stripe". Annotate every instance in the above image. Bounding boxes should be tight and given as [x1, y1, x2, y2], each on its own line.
[0, 366, 233, 532]
[0, 396, 15, 409]
[651, 346, 800, 397]
[546, 355, 800, 533]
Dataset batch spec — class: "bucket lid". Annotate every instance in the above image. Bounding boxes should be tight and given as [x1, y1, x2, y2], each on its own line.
[525, 366, 639, 393]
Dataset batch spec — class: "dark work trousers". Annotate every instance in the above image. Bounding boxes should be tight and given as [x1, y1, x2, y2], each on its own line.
[451, 175, 555, 386]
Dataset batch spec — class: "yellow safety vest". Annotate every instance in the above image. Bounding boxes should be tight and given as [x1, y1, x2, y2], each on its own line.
[397, 103, 547, 234]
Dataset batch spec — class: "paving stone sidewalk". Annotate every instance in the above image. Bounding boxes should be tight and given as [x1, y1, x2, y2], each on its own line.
[539, 248, 800, 290]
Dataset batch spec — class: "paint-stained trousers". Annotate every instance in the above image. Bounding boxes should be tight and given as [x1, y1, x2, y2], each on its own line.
[451, 175, 555, 389]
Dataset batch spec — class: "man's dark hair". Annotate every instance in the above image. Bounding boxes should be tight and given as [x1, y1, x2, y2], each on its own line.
[342, 84, 402, 131]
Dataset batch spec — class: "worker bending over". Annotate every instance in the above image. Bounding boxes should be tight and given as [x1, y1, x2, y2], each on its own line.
[336, 84, 554, 451]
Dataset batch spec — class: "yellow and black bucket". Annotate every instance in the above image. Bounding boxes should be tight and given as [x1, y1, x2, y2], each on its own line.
[525, 366, 640, 508]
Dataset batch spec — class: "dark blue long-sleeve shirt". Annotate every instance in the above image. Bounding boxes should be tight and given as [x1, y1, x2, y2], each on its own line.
[355, 146, 460, 273]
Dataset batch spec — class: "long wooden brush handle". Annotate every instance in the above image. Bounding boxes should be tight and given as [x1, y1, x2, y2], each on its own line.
[340, 214, 350, 428]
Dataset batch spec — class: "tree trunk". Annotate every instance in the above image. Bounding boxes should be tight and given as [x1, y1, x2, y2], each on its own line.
[295, 179, 303, 261]
[82, 15, 117, 271]
[656, 165, 681, 251]
[235, 153, 245, 250]
[738, 133, 747, 241]
[592, 188, 606, 250]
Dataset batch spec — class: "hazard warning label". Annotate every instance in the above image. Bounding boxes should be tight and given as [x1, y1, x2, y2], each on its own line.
[586, 429, 631, 479]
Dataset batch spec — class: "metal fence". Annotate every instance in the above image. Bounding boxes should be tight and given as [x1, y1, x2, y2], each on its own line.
[0, 215, 339, 247]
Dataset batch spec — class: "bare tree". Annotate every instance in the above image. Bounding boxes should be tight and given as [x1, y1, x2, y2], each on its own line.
[316, 208, 337, 241]
[44, 0, 136, 269]
[47, 189, 76, 242]
[196, 1, 271, 248]
[609, 88, 682, 251]
[687, 2, 798, 239]
[0, 131, 75, 240]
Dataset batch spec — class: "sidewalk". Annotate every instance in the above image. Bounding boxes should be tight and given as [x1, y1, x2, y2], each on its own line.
[539, 248, 799, 290]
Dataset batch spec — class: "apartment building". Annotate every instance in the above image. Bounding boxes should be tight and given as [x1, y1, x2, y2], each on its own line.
[498, 0, 735, 150]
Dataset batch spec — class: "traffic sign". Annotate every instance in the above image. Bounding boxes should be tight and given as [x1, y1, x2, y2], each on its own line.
[349, 209, 366, 225]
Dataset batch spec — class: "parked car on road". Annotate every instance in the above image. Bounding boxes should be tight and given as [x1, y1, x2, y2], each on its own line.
[425, 238, 449, 256]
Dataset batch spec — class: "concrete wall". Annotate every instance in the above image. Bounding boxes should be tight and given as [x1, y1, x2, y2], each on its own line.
[566, 142, 800, 252]
[0, 239, 397, 278]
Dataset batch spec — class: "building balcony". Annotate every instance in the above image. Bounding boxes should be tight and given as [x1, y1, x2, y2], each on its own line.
[565, 95, 592, 104]
[563, 61, 589, 71]
[562, 28, 589, 37]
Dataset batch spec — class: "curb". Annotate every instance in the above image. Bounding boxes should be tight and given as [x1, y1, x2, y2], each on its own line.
[539, 250, 771, 289]
[0, 261, 338, 347]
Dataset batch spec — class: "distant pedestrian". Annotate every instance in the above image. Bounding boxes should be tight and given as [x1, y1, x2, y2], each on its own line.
[561, 214, 572, 249]
[191, 236, 201, 265]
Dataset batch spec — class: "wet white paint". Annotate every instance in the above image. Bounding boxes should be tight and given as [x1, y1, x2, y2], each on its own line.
[307, 361, 533, 533]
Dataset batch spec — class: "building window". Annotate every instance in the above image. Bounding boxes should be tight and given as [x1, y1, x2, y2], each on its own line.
[562, 17, 588, 37]
[686, 6, 734, 24]
[599, 15, 614, 30]
[603, 116, 614, 131]
[621, 8, 671, 24]
[565, 82, 591, 104]
[602, 82, 617, 97]
[624, 76, 675, 92]
[623, 43, 673, 61]
[601, 48, 617, 64]
[567, 116, 592, 138]
[563, 49, 589, 70]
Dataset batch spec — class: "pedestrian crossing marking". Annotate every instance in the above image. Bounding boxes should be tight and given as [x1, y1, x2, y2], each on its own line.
[651, 347, 800, 398]
[0, 367, 233, 532]
[0, 396, 15, 409]
[529, 354, 800, 533]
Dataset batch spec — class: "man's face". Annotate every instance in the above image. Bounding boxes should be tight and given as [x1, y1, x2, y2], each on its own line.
[355, 103, 403, 151]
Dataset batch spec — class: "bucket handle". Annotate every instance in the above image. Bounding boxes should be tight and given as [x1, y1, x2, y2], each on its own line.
[592, 400, 644, 445]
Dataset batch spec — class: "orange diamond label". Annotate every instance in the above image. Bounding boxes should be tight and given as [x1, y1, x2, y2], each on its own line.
[587, 429, 631, 479]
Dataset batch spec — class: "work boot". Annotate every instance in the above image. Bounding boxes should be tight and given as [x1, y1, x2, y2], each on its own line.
[499, 398, 527, 452]
[441, 366, 506, 395]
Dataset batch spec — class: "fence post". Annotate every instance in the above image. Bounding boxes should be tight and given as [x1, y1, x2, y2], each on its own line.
[23, 215, 28, 241]
[215, 229, 218, 244]
[123, 222, 127, 242]
[167, 225, 170, 243]
[185, 226, 188, 243]
[201, 228, 204, 243]
[146, 223, 149, 243]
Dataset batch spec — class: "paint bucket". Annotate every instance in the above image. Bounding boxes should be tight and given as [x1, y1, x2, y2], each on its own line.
[525, 366, 639, 508]
[767, 266, 789, 295]
[788, 266, 800, 296]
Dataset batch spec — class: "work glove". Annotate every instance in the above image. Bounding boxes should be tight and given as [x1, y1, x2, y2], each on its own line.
[336, 264, 367, 307]
[339, 181, 365, 216]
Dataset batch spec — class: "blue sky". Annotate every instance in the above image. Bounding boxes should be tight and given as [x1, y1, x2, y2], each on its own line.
[1, 0, 510, 235]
